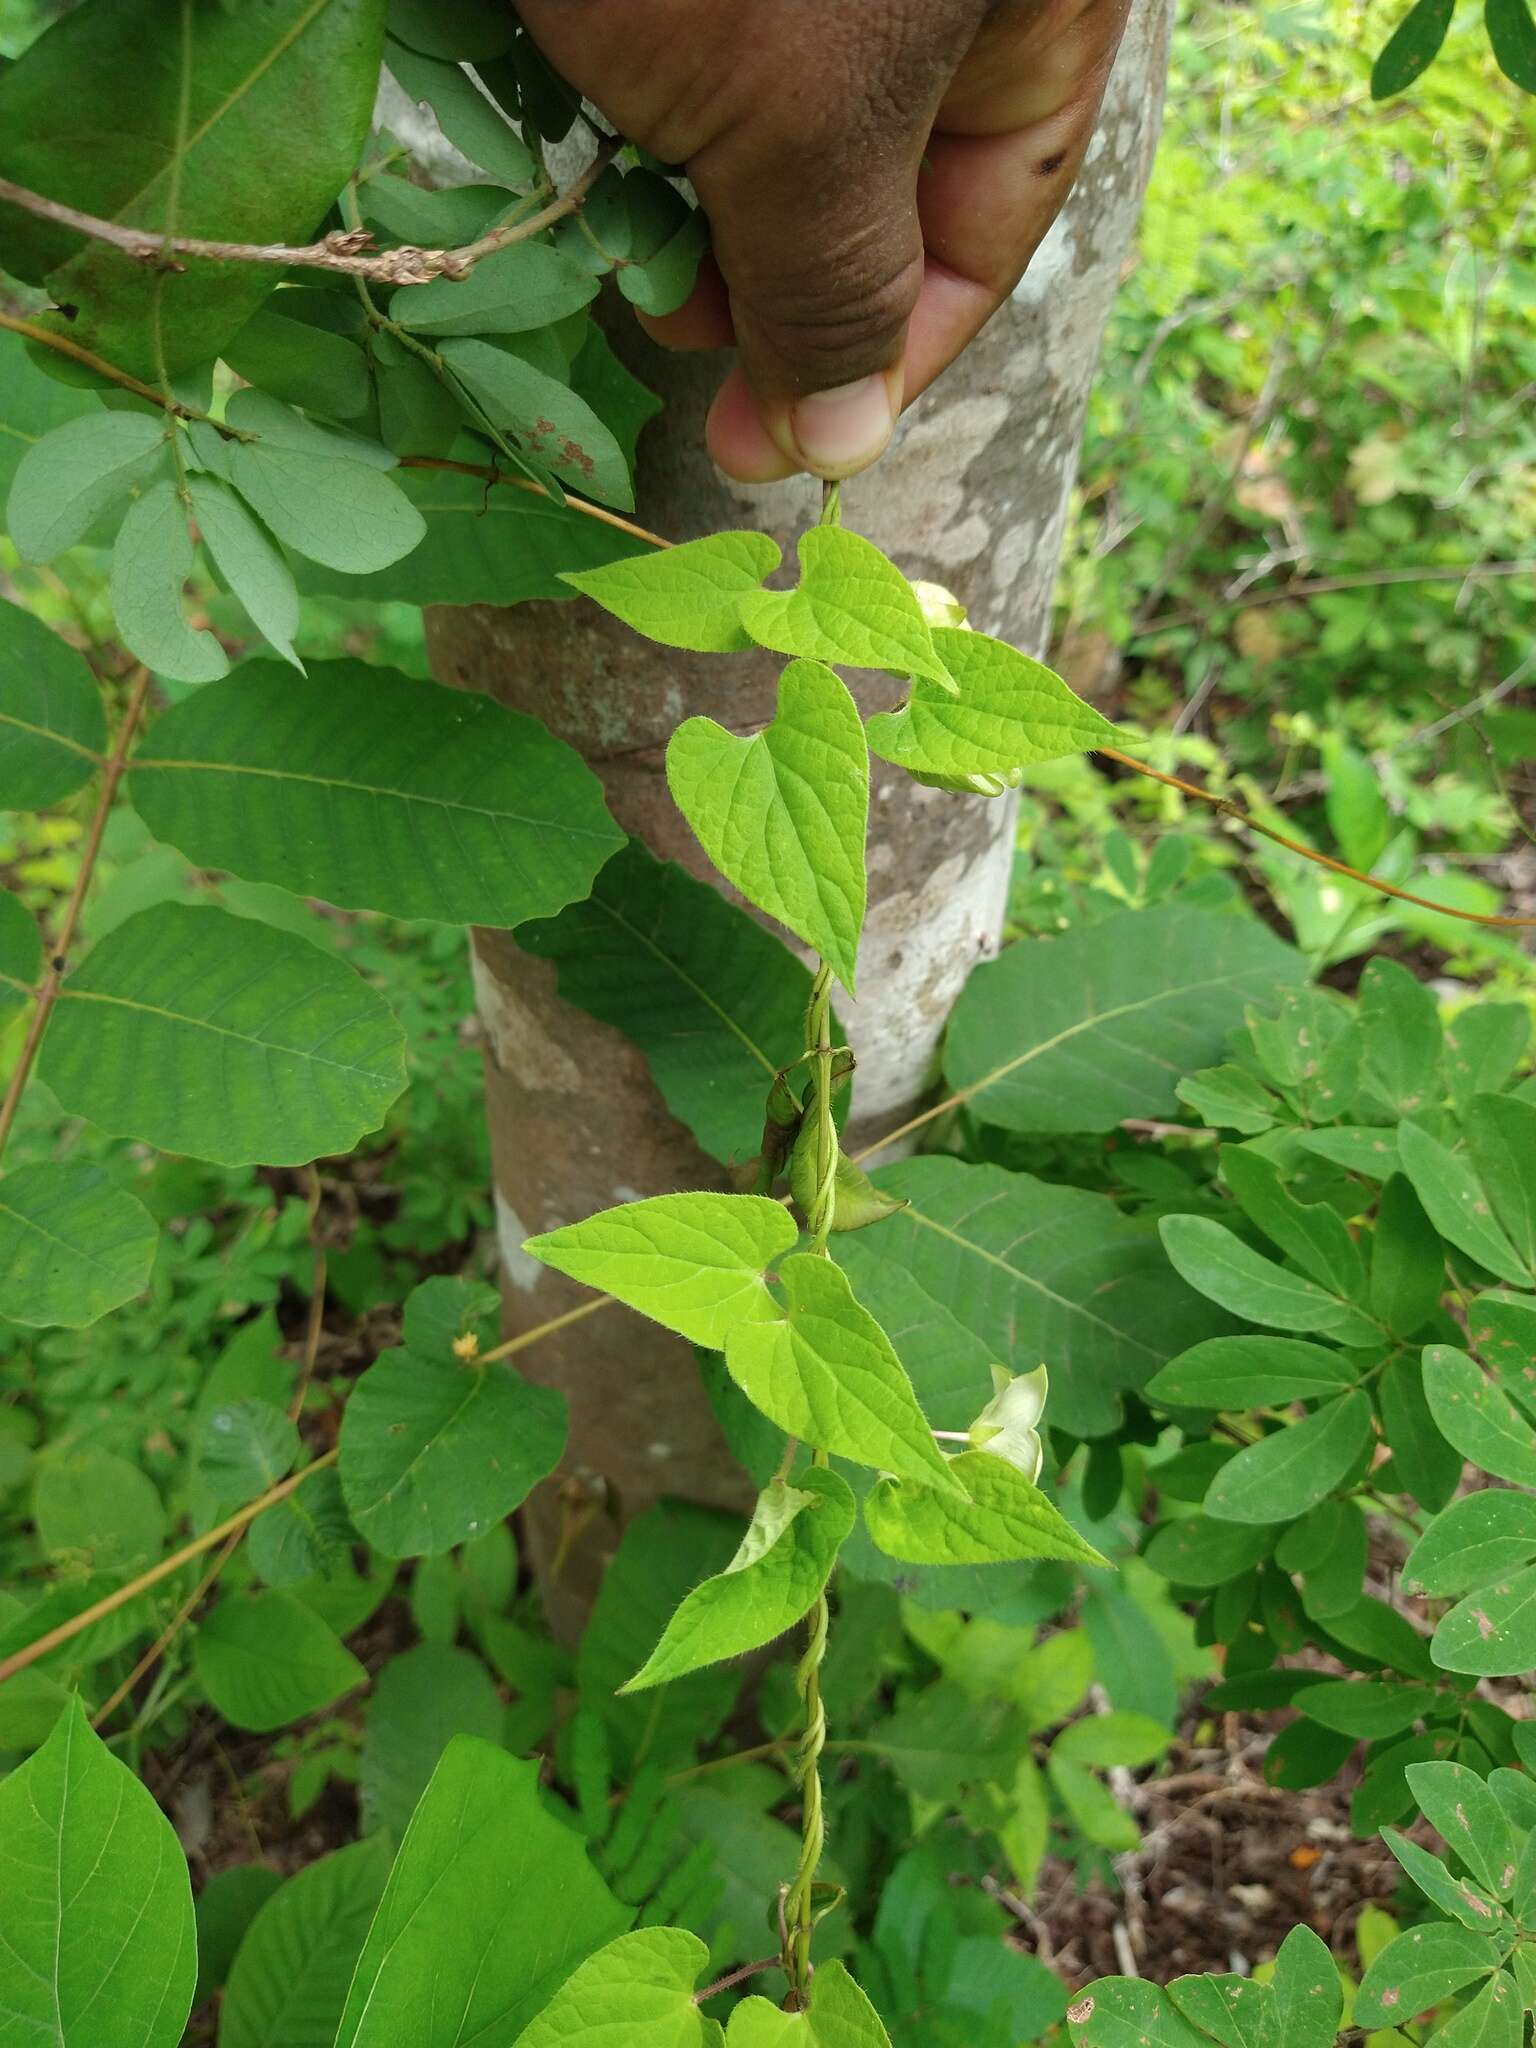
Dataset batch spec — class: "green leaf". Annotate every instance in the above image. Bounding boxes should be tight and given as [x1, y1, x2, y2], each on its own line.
[196, 1396, 299, 1506]
[1220, 1143, 1367, 1301]
[836, 1156, 1228, 1439]
[0, 0, 389, 377]
[1432, 1971, 1524, 2048]
[1371, 1174, 1447, 1337]
[1355, 1922, 1500, 2029]
[439, 336, 633, 509]
[1372, 0, 1458, 93]
[1382, 1830, 1511, 1934]
[194, 1588, 365, 1731]
[1422, 1345, 1536, 1487]
[0, 1161, 157, 1329]
[1400, 1121, 1532, 1287]
[1159, 1215, 1383, 1345]
[513, 1928, 712, 2047]
[1325, 1591, 1438, 1677]
[1053, 1712, 1171, 1769]
[1142, 1515, 1280, 1588]
[525, 1192, 796, 1348]
[619, 209, 710, 318]
[1434, 1565, 1536, 1679]
[5, 409, 169, 563]
[1405, 1761, 1516, 1896]
[562, 531, 780, 653]
[1378, 1350, 1463, 1513]
[1203, 1391, 1374, 1525]
[864, 1449, 1107, 1567]
[624, 1467, 854, 1692]
[0, 328, 97, 505]
[943, 904, 1307, 1134]
[248, 1467, 355, 1587]
[738, 526, 951, 687]
[725, 1253, 960, 1490]
[1298, 1125, 1401, 1179]
[1358, 957, 1443, 1118]
[219, 1839, 392, 2048]
[184, 476, 301, 669]
[192, 1864, 283, 2012]
[360, 1641, 505, 1840]
[1476, 1290, 1536, 1390]
[390, 243, 598, 339]
[386, 0, 516, 60]
[1446, 1006, 1531, 1113]
[1487, 0, 1536, 89]
[339, 1345, 566, 1557]
[867, 626, 1114, 777]
[0, 1696, 196, 2047]
[1050, 1752, 1142, 1849]
[1147, 1335, 1359, 1408]
[220, 387, 399, 469]
[667, 659, 868, 990]
[1405, 1490, 1536, 1596]
[34, 1444, 166, 1570]
[1067, 1979, 1208, 2047]
[0, 595, 107, 807]
[40, 901, 407, 1167]
[0, 884, 38, 1018]
[1175, 1063, 1281, 1135]
[1464, 1094, 1536, 1273]
[130, 658, 623, 926]
[222, 304, 372, 420]
[336, 1739, 629, 2047]
[294, 455, 644, 604]
[227, 437, 427, 574]
[1268, 1923, 1343, 2048]
[1263, 1718, 1358, 1790]
[517, 839, 820, 1165]
[727, 1959, 892, 2046]
[109, 476, 229, 683]
[1305, 1680, 1437, 1739]
[385, 35, 534, 184]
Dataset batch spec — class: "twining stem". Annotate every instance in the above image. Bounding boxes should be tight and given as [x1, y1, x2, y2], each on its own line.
[804, 963, 838, 1257]
[783, 1526, 830, 2006]
[0, 140, 619, 288]
[0, 1451, 338, 1686]
[0, 665, 152, 1166]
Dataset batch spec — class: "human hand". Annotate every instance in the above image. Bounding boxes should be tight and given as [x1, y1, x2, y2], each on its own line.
[515, 0, 1133, 481]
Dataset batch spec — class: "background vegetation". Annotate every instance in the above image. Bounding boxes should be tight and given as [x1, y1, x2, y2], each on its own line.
[0, 3, 1533, 2044]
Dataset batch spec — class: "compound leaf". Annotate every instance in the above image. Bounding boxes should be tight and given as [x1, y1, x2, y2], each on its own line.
[0, 595, 106, 809]
[0, 1162, 157, 1330]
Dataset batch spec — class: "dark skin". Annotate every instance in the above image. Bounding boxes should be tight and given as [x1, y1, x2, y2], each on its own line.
[516, 0, 1134, 481]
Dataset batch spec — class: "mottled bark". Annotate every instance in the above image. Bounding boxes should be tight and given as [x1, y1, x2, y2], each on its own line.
[426, 0, 1171, 1625]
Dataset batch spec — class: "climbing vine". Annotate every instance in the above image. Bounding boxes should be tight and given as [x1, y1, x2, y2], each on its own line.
[0, 4, 1534, 2046]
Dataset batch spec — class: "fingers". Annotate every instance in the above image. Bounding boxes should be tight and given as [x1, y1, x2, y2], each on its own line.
[686, 116, 925, 480]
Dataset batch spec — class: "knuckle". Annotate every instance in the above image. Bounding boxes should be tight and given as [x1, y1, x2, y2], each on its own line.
[754, 241, 923, 381]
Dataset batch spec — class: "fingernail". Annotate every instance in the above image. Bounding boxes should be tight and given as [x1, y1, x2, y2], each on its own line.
[788, 374, 896, 478]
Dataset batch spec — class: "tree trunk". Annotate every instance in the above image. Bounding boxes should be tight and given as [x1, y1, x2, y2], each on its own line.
[426, 0, 1172, 1629]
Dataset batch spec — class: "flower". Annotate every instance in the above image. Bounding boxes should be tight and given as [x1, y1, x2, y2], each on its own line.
[967, 1364, 1049, 1483]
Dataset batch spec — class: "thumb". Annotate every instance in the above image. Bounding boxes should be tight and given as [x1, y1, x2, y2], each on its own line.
[688, 124, 926, 480]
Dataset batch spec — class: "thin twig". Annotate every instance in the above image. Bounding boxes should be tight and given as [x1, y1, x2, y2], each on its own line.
[0, 143, 619, 289]
[1097, 743, 1536, 929]
[0, 665, 152, 1166]
[398, 455, 671, 551]
[0, 1452, 338, 1686]
[0, 310, 178, 415]
[90, 1534, 239, 1730]
[1135, 558, 1536, 639]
